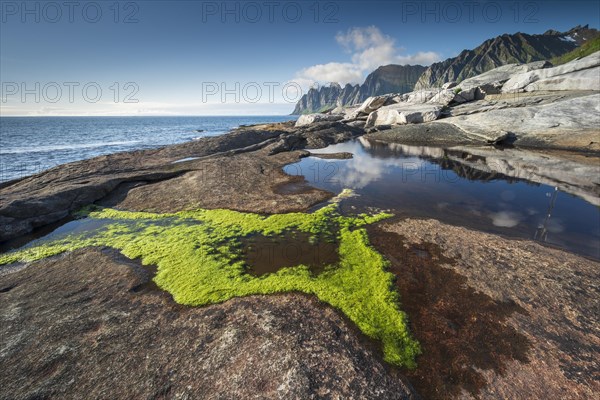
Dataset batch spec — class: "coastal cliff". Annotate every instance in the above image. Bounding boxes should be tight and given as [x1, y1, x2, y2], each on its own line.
[292, 64, 426, 114]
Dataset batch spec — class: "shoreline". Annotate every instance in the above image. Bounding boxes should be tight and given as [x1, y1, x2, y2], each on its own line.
[0, 115, 295, 185]
[1, 116, 599, 399]
[2, 52, 600, 397]
[1, 118, 599, 252]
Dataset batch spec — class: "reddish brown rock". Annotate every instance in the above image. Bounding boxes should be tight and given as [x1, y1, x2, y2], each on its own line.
[0, 248, 417, 400]
[370, 218, 599, 399]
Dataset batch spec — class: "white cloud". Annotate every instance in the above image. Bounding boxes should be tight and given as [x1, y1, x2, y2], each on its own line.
[293, 26, 442, 87]
[490, 211, 522, 228]
[397, 51, 443, 66]
[294, 62, 364, 86]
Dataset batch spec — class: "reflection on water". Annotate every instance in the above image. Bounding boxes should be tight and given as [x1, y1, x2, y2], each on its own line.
[284, 138, 600, 259]
[534, 187, 559, 242]
[0, 215, 188, 254]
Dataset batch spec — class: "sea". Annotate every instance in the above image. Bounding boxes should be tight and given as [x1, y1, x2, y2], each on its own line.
[0, 116, 294, 183]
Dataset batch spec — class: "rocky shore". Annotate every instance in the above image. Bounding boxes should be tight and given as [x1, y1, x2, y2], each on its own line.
[1, 53, 599, 399]
[295, 51, 600, 151]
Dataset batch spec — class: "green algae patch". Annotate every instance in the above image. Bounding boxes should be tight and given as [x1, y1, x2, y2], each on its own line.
[0, 198, 421, 368]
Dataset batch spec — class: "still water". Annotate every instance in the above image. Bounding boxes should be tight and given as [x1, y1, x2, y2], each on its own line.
[284, 138, 600, 259]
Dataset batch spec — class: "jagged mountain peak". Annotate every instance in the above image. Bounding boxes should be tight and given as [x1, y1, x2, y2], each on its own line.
[292, 64, 426, 114]
[292, 25, 599, 114]
[414, 25, 599, 89]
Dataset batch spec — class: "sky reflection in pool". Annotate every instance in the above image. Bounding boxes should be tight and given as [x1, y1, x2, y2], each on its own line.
[284, 138, 600, 259]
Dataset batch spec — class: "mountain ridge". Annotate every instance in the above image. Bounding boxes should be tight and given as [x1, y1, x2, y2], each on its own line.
[414, 24, 599, 89]
[292, 25, 599, 114]
[292, 64, 426, 115]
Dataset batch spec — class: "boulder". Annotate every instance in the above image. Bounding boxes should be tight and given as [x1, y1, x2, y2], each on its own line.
[453, 86, 480, 103]
[427, 87, 480, 105]
[355, 95, 397, 115]
[477, 81, 504, 96]
[503, 51, 600, 92]
[266, 134, 303, 155]
[365, 104, 442, 127]
[442, 81, 458, 89]
[345, 120, 367, 129]
[367, 91, 600, 152]
[398, 89, 440, 104]
[427, 89, 456, 106]
[295, 113, 343, 127]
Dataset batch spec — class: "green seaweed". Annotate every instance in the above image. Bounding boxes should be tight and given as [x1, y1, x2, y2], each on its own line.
[0, 193, 420, 367]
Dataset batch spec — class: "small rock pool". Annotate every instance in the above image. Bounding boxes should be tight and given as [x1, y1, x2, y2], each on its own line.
[284, 137, 600, 260]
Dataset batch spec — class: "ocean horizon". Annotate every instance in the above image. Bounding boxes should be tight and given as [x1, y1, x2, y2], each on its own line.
[0, 115, 294, 183]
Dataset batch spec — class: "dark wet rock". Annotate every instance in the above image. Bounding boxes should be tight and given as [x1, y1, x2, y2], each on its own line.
[266, 133, 304, 155]
[296, 121, 364, 149]
[373, 218, 600, 399]
[345, 120, 366, 129]
[368, 226, 530, 400]
[0, 248, 418, 399]
[366, 122, 481, 146]
[308, 152, 353, 160]
[0, 169, 183, 242]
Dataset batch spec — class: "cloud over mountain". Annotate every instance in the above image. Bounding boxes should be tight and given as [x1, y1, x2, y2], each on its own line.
[292, 26, 441, 87]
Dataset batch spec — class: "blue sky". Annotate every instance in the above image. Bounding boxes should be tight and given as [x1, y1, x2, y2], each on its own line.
[1, 0, 599, 115]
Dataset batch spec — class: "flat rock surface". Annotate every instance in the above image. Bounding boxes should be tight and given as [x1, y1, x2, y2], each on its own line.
[365, 122, 481, 146]
[100, 149, 331, 214]
[0, 248, 418, 400]
[370, 218, 599, 400]
[0, 123, 290, 241]
[440, 92, 600, 149]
